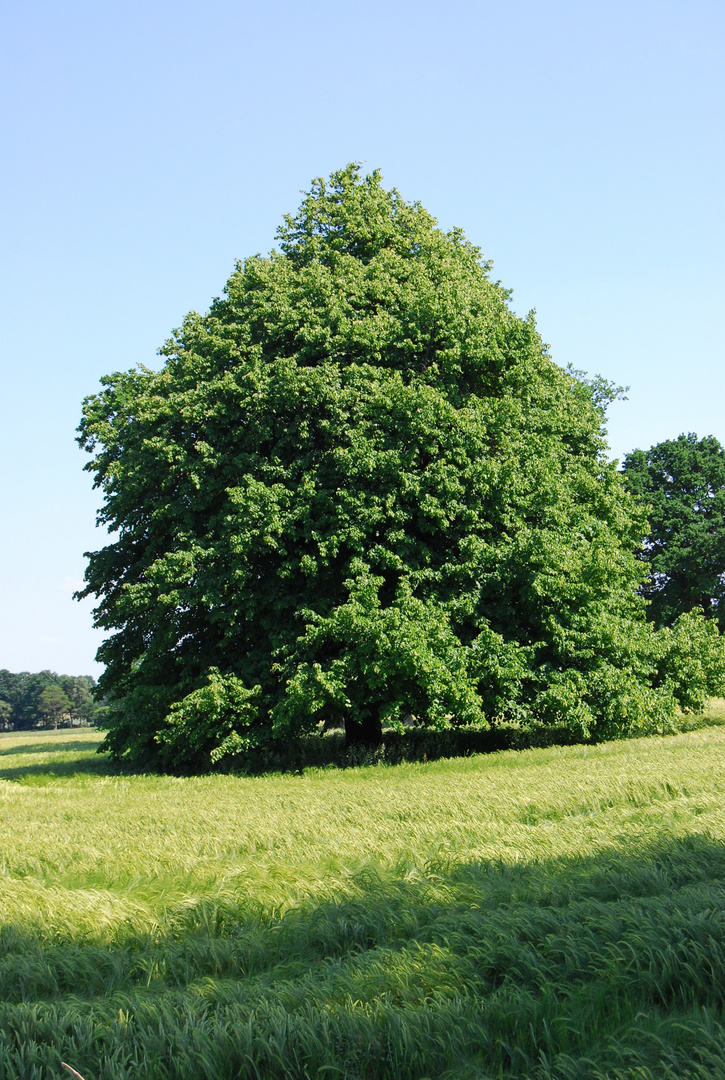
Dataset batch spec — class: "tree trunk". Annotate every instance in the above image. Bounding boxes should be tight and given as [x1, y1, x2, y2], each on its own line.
[344, 710, 383, 748]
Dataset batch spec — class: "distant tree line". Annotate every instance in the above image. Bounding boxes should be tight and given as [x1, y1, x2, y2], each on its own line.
[0, 671, 106, 730]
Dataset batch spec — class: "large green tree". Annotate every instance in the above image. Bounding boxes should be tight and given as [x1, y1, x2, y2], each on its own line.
[78, 165, 720, 770]
[622, 433, 725, 627]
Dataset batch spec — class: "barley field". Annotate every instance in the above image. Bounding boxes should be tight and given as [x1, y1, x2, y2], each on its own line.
[2, 715, 725, 1079]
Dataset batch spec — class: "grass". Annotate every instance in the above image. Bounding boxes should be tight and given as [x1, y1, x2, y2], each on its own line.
[2, 707, 725, 1078]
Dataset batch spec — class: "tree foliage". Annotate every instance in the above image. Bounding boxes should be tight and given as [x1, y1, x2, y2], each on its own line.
[78, 165, 725, 770]
[622, 434, 725, 628]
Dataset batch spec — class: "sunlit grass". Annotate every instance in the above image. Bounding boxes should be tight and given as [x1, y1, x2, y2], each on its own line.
[2, 710, 725, 1077]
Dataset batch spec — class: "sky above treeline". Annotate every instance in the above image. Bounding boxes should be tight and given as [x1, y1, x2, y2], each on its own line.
[1, 0, 723, 676]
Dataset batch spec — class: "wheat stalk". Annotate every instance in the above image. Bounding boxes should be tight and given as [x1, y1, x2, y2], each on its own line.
[61, 1065, 86, 1080]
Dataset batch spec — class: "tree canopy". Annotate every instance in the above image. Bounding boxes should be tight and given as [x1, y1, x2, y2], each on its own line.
[622, 433, 725, 627]
[78, 165, 724, 771]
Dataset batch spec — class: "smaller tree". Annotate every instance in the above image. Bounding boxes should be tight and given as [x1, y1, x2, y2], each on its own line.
[0, 700, 12, 730]
[622, 434, 725, 628]
[38, 686, 72, 729]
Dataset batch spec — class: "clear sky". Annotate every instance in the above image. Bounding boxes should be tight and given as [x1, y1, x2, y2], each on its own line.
[1, 0, 723, 677]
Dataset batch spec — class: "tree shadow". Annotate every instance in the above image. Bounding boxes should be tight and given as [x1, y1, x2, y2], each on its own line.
[0, 753, 119, 783]
[216, 723, 579, 778]
[2, 832, 725, 1078]
[0, 738, 103, 758]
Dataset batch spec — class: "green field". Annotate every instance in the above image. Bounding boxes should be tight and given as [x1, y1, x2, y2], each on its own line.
[2, 720, 725, 1080]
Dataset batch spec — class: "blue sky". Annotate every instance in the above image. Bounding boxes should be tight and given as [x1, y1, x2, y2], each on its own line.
[1, 0, 723, 676]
